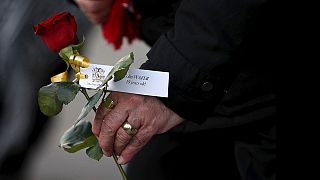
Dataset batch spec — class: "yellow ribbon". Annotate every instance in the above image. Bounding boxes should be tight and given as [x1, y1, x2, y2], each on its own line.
[75, 72, 88, 80]
[69, 54, 90, 73]
[51, 71, 68, 83]
[50, 53, 90, 83]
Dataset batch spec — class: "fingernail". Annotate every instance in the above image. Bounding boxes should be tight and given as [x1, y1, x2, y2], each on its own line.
[117, 156, 124, 164]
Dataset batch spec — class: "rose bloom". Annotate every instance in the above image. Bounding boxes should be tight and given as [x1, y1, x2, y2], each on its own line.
[33, 12, 78, 52]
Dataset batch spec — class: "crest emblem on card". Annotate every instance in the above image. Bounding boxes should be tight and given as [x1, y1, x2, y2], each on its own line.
[92, 67, 105, 82]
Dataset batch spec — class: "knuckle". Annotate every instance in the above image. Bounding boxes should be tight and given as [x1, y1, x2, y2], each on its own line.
[131, 136, 145, 148]
[128, 95, 142, 105]
[140, 105, 149, 112]
[102, 122, 116, 135]
[116, 132, 130, 144]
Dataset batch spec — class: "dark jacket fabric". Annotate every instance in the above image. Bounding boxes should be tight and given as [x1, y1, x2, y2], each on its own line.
[130, 0, 277, 179]
[135, 0, 276, 126]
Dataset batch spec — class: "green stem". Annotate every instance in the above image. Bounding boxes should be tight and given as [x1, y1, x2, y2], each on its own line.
[80, 88, 97, 112]
[113, 154, 128, 180]
[101, 87, 109, 101]
[80, 88, 128, 180]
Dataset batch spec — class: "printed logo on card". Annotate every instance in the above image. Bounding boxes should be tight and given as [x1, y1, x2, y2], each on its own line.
[92, 67, 105, 83]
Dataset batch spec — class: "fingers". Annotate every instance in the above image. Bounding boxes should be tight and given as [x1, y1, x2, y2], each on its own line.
[113, 128, 132, 155]
[92, 93, 181, 165]
[98, 104, 128, 157]
[75, 0, 112, 24]
[114, 116, 141, 155]
[92, 103, 110, 137]
[118, 129, 153, 164]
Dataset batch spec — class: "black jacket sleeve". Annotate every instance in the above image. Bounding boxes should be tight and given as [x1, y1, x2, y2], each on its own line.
[140, 0, 274, 124]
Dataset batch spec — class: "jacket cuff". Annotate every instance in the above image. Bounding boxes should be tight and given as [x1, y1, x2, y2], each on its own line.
[141, 35, 235, 124]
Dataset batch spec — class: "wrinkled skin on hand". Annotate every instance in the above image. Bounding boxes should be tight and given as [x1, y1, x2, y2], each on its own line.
[75, 0, 113, 23]
[93, 92, 184, 164]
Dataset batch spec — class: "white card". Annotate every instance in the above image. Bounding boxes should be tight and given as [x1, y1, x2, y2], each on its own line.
[79, 64, 169, 97]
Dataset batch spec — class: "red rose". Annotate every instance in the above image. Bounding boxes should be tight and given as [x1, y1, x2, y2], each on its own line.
[33, 12, 78, 52]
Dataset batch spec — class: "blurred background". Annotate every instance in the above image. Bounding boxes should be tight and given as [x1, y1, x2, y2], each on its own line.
[0, 0, 149, 179]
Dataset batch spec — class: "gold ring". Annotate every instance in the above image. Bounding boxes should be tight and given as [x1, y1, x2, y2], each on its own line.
[122, 122, 137, 135]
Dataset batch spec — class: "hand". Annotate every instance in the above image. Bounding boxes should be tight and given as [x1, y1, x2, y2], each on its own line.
[75, 0, 113, 24]
[92, 92, 184, 164]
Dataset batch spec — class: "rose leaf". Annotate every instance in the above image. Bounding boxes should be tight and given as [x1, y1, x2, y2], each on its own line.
[59, 46, 74, 60]
[98, 52, 134, 89]
[56, 82, 81, 105]
[114, 67, 130, 82]
[59, 121, 97, 153]
[72, 36, 85, 52]
[38, 83, 63, 116]
[86, 142, 103, 161]
[74, 89, 103, 125]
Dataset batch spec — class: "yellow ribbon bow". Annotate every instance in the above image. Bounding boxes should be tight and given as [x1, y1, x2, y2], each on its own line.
[50, 53, 90, 83]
